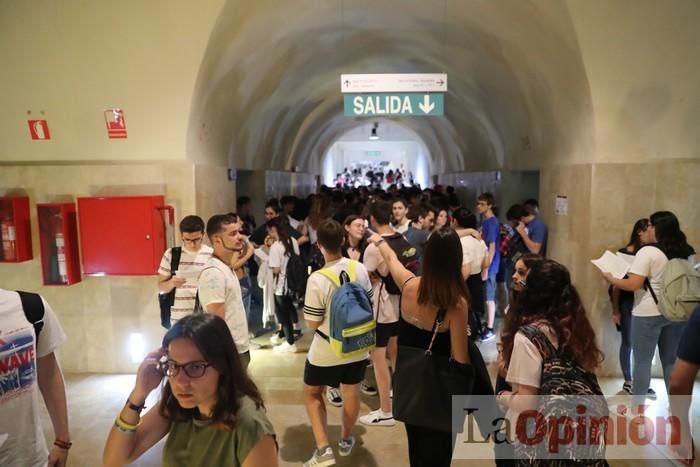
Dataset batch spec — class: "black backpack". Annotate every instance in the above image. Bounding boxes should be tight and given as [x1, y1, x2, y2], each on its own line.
[285, 251, 309, 299]
[516, 325, 609, 466]
[159, 247, 182, 329]
[380, 233, 419, 295]
[18, 291, 45, 341]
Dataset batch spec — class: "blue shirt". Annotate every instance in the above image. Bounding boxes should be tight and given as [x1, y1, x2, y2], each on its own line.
[481, 216, 501, 275]
[526, 217, 548, 257]
[677, 306, 700, 365]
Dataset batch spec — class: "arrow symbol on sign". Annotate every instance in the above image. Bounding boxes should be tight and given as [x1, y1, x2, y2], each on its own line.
[437, 79, 445, 86]
[418, 95, 435, 114]
[344, 80, 351, 87]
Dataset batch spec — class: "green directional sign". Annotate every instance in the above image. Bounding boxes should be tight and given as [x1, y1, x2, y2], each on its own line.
[344, 93, 444, 117]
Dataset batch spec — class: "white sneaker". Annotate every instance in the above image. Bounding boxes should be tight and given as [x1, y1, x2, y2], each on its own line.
[269, 333, 284, 346]
[359, 409, 396, 427]
[338, 436, 356, 456]
[326, 387, 342, 407]
[272, 341, 297, 353]
[303, 446, 336, 467]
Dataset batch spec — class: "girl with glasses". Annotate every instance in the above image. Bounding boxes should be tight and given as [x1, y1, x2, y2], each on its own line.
[103, 314, 278, 467]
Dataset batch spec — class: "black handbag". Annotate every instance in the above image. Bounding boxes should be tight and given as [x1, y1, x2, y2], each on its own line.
[393, 308, 475, 433]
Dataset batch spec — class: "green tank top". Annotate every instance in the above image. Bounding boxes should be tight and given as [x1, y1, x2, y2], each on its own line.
[162, 396, 276, 467]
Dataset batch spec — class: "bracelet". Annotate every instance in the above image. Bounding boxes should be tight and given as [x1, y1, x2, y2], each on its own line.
[126, 399, 146, 412]
[114, 415, 140, 433]
[54, 439, 72, 450]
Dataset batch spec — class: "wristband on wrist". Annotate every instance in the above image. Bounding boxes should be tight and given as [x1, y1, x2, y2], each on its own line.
[54, 439, 72, 450]
[126, 399, 146, 412]
[114, 415, 140, 433]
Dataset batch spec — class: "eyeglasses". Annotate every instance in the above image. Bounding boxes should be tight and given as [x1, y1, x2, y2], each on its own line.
[161, 360, 211, 378]
[182, 236, 203, 245]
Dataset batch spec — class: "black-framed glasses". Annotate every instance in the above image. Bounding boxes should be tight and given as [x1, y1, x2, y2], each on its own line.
[162, 360, 211, 378]
[182, 236, 203, 245]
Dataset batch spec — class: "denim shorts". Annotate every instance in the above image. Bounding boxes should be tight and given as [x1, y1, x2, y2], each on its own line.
[484, 274, 497, 301]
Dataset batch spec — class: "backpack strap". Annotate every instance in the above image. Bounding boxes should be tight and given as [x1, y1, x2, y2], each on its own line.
[170, 247, 182, 277]
[519, 324, 558, 359]
[644, 278, 659, 304]
[17, 291, 45, 341]
[317, 260, 357, 288]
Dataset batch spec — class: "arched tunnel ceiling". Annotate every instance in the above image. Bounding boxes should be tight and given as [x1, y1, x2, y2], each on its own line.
[187, 0, 595, 174]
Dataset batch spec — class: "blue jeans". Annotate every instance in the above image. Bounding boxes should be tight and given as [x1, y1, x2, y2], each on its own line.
[618, 298, 633, 382]
[631, 314, 686, 405]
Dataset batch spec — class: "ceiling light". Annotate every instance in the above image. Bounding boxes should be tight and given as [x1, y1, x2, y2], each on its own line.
[369, 122, 379, 140]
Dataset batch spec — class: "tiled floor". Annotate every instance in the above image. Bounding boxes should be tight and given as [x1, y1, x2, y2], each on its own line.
[44, 332, 698, 466]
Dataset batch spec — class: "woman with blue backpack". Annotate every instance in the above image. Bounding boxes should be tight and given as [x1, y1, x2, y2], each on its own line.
[602, 211, 696, 412]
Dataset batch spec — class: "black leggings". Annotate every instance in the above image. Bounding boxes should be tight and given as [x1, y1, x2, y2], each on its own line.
[405, 424, 455, 467]
[274, 294, 297, 345]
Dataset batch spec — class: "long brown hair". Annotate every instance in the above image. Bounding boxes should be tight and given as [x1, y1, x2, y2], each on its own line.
[418, 226, 470, 310]
[159, 314, 263, 430]
[501, 259, 603, 371]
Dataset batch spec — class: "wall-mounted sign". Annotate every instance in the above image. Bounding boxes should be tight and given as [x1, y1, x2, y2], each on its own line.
[104, 109, 127, 139]
[344, 93, 444, 117]
[341, 73, 447, 93]
[555, 195, 568, 216]
[28, 120, 50, 140]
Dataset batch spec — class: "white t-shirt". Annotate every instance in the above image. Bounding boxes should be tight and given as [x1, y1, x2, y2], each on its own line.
[158, 245, 213, 322]
[628, 245, 668, 317]
[505, 324, 559, 429]
[288, 217, 301, 230]
[303, 258, 373, 367]
[0, 290, 66, 467]
[363, 241, 400, 323]
[505, 325, 559, 390]
[306, 222, 318, 246]
[461, 236, 488, 276]
[198, 257, 250, 354]
[268, 238, 300, 296]
[393, 219, 410, 234]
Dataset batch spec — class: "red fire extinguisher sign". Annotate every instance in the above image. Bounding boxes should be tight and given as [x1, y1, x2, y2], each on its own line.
[104, 108, 127, 139]
[28, 120, 51, 140]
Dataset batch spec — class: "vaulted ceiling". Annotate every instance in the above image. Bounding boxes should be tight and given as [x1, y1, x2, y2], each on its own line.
[186, 0, 596, 174]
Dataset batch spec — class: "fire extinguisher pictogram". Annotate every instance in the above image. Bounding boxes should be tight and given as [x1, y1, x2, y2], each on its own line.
[1, 217, 17, 261]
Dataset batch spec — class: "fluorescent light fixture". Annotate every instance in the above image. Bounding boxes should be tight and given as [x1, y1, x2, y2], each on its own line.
[129, 333, 146, 363]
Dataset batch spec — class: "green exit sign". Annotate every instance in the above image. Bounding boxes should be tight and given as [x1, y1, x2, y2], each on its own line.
[344, 93, 444, 117]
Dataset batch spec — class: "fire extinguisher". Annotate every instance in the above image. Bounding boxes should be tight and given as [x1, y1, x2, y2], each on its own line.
[1, 217, 16, 262]
[55, 232, 67, 283]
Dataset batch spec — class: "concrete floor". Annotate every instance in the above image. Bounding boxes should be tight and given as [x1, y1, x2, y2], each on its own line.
[44, 332, 698, 466]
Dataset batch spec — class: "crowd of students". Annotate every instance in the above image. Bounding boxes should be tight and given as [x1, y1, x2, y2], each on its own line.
[3, 184, 698, 467]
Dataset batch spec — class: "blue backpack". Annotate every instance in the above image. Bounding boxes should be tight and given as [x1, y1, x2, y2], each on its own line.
[316, 260, 376, 359]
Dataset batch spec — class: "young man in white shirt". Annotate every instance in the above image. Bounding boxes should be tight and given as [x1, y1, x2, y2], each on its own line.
[157, 215, 213, 326]
[0, 290, 70, 467]
[302, 219, 373, 467]
[198, 214, 251, 368]
[360, 197, 401, 427]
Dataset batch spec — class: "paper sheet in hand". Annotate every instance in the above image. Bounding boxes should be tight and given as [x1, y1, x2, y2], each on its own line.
[591, 250, 631, 279]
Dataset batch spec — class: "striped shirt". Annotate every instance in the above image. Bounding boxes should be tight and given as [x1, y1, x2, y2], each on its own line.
[158, 245, 213, 322]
